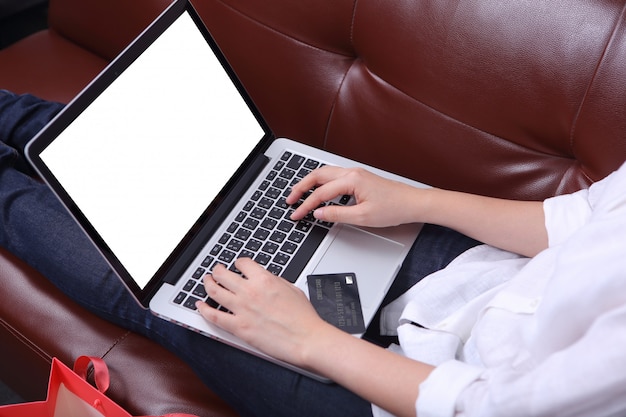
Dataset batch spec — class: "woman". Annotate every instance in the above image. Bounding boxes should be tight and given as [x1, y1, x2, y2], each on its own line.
[2, 90, 625, 417]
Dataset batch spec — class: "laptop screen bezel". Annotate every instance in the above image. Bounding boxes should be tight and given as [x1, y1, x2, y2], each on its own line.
[25, 0, 275, 306]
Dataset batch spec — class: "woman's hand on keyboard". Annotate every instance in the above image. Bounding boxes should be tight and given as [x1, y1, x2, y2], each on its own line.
[287, 166, 421, 228]
[196, 256, 435, 413]
[195, 258, 332, 367]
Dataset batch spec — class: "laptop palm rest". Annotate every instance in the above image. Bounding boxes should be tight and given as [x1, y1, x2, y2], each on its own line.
[308, 225, 407, 321]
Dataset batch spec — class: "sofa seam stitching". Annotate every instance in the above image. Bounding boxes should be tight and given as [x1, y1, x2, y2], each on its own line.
[568, 2, 626, 183]
[100, 331, 132, 359]
[320, 0, 360, 150]
[213, 0, 354, 58]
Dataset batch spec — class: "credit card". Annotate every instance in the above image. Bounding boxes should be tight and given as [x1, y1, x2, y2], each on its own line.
[307, 273, 365, 334]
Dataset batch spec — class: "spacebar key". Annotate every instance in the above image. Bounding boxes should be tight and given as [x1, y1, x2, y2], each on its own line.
[281, 225, 328, 283]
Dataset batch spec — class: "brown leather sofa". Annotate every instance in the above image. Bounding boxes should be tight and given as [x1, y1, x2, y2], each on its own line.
[2, 0, 626, 415]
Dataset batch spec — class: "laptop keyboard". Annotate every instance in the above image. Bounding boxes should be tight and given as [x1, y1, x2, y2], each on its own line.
[172, 150, 352, 312]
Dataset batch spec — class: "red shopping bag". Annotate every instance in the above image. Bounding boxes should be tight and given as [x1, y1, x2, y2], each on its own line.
[0, 356, 198, 417]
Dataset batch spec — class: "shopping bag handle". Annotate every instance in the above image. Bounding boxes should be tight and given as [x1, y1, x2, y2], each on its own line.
[73, 355, 110, 393]
[73, 356, 199, 417]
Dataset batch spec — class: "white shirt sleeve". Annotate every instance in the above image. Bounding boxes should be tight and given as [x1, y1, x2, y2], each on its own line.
[416, 360, 484, 417]
[543, 168, 618, 248]
[452, 305, 626, 417]
[543, 188, 591, 247]
[412, 304, 626, 417]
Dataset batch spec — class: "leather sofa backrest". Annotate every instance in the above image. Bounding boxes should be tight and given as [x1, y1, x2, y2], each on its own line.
[194, 0, 626, 200]
[48, 0, 173, 61]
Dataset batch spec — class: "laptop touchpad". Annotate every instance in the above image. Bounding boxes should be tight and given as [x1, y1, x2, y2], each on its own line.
[311, 225, 405, 311]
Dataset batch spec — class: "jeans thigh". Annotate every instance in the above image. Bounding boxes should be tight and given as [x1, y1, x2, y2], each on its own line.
[364, 224, 482, 345]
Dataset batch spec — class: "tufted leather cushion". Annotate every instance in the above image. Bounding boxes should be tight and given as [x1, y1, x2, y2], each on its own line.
[0, 0, 172, 103]
[0, 30, 107, 103]
[197, 0, 626, 200]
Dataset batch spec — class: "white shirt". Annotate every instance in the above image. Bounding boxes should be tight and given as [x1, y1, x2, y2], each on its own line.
[372, 162, 626, 417]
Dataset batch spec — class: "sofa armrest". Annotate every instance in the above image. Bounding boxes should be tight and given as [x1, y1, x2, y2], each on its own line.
[0, 247, 237, 416]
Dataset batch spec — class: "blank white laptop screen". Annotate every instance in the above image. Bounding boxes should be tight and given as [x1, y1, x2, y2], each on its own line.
[39, 12, 264, 289]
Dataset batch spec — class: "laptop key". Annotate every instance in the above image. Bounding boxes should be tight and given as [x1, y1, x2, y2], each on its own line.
[260, 218, 277, 230]
[174, 292, 186, 305]
[250, 190, 263, 201]
[339, 195, 352, 205]
[255, 252, 271, 265]
[183, 279, 195, 292]
[242, 217, 260, 230]
[272, 177, 288, 189]
[239, 250, 255, 259]
[193, 284, 208, 298]
[267, 263, 283, 276]
[226, 222, 239, 233]
[297, 168, 311, 178]
[288, 230, 305, 243]
[275, 197, 289, 209]
[279, 168, 295, 180]
[206, 297, 220, 309]
[243, 200, 255, 211]
[277, 220, 294, 232]
[218, 249, 236, 264]
[234, 228, 252, 241]
[269, 207, 285, 219]
[227, 239, 244, 252]
[295, 221, 313, 233]
[304, 159, 320, 170]
[262, 242, 279, 254]
[210, 244, 222, 256]
[183, 296, 200, 310]
[258, 197, 274, 209]
[287, 154, 306, 170]
[251, 207, 267, 219]
[274, 252, 290, 266]
[245, 239, 262, 251]
[253, 228, 270, 240]
[235, 211, 247, 222]
[259, 180, 270, 191]
[281, 241, 298, 254]
[270, 231, 286, 243]
[265, 187, 281, 199]
[201, 256, 214, 268]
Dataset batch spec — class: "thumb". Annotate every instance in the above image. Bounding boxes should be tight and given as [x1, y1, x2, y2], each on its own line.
[313, 204, 351, 224]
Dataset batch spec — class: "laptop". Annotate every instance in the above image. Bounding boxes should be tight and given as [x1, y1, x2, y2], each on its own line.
[26, 0, 427, 381]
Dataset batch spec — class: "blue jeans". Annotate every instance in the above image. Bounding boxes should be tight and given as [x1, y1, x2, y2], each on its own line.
[0, 91, 481, 417]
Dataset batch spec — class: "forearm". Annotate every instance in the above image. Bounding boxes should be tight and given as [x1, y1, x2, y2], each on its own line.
[201, 260, 433, 417]
[300, 322, 433, 417]
[409, 188, 548, 257]
[289, 167, 548, 257]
